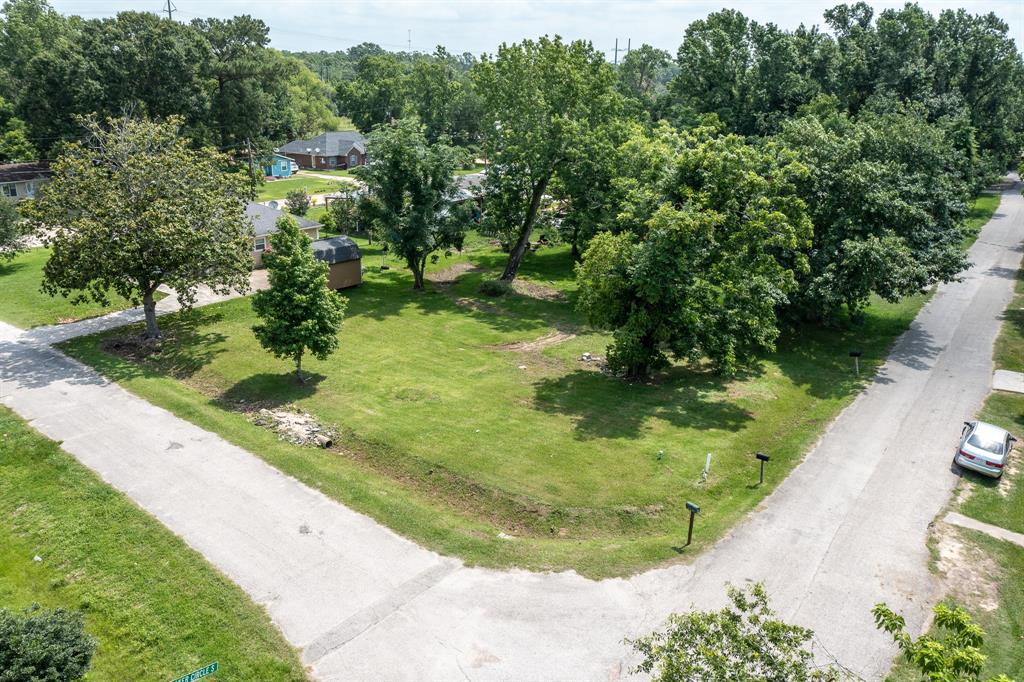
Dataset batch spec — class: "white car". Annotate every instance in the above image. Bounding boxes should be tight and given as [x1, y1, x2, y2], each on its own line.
[955, 420, 1016, 478]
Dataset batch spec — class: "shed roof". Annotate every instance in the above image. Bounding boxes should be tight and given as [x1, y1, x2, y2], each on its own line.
[279, 131, 367, 157]
[311, 235, 361, 264]
[0, 161, 51, 184]
[246, 202, 320, 237]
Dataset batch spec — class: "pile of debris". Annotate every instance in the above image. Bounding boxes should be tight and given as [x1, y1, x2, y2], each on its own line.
[578, 351, 611, 374]
[249, 408, 335, 448]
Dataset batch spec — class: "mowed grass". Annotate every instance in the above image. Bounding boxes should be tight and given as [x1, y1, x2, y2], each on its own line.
[62, 234, 926, 577]
[994, 268, 1024, 373]
[959, 392, 1024, 535]
[0, 248, 153, 328]
[257, 176, 348, 201]
[0, 406, 306, 681]
[963, 190, 1002, 248]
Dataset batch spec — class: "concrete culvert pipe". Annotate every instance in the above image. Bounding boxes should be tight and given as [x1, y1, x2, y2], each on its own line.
[315, 435, 333, 449]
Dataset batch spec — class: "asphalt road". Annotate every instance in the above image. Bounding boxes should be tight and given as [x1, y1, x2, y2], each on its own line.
[1, 179, 1021, 680]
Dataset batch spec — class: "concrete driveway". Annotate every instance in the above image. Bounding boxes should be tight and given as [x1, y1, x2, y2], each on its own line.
[1, 180, 1021, 680]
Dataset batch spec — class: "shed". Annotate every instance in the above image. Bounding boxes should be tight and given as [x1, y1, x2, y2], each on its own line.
[263, 153, 296, 178]
[311, 235, 362, 290]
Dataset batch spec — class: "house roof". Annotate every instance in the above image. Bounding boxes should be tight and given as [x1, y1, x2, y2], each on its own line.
[0, 161, 51, 184]
[279, 131, 367, 157]
[246, 202, 320, 238]
[311, 236, 361, 264]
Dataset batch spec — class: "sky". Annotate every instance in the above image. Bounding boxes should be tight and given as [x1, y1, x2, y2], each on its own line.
[50, 0, 1024, 58]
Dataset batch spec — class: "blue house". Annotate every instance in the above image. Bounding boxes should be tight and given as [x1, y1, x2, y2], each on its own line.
[263, 153, 297, 178]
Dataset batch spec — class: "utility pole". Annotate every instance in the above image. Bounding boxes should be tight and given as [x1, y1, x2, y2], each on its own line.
[407, 29, 411, 52]
[627, 38, 631, 55]
[613, 38, 620, 65]
[245, 137, 257, 200]
[163, 0, 176, 20]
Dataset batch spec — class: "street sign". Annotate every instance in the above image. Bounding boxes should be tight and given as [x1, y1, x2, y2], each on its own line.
[170, 662, 218, 682]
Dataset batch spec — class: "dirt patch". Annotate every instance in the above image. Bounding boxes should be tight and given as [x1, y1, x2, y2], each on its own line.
[510, 279, 564, 301]
[249, 408, 336, 448]
[491, 331, 576, 352]
[997, 455, 1020, 497]
[428, 263, 483, 285]
[100, 335, 163, 361]
[933, 521, 1001, 612]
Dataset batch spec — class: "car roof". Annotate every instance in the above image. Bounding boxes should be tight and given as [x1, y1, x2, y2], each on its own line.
[973, 421, 1010, 440]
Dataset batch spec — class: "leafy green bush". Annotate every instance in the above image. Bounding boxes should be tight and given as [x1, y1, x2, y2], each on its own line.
[478, 279, 511, 297]
[284, 188, 311, 217]
[0, 605, 96, 682]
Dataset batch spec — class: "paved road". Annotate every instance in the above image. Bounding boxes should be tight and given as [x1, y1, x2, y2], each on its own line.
[1, 180, 1021, 680]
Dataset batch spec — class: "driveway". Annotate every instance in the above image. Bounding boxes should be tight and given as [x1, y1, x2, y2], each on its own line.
[1, 180, 1021, 680]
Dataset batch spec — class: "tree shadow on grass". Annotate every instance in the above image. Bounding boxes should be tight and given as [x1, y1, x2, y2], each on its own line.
[532, 368, 753, 440]
[0, 260, 27, 278]
[216, 372, 327, 410]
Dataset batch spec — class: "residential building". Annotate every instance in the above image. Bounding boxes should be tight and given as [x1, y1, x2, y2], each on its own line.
[246, 202, 321, 267]
[279, 131, 368, 170]
[263, 153, 298, 178]
[0, 162, 51, 201]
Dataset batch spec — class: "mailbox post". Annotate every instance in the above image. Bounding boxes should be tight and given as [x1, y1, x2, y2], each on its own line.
[756, 452, 770, 485]
[849, 350, 863, 376]
[685, 501, 700, 546]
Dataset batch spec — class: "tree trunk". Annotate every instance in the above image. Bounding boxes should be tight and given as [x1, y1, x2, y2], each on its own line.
[500, 174, 551, 282]
[142, 289, 160, 340]
[409, 254, 425, 290]
[295, 351, 305, 384]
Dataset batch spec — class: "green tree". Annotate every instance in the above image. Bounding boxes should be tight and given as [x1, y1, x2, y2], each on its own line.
[322, 193, 360, 234]
[285, 188, 311, 216]
[251, 216, 345, 382]
[617, 44, 671, 108]
[472, 36, 620, 281]
[24, 116, 252, 339]
[0, 197, 24, 260]
[629, 583, 845, 681]
[406, 48, 461, 142]
[336, 52, 407, 131]
[873, 602, 1013, 682]
[359, 117, 469, 289]
[0, 604, 96, 682]
[576, 127, 811, 377]
[0, 95, 33, 161]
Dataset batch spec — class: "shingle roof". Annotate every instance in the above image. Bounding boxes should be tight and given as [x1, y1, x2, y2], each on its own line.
[279, 131, 367, 157]
[246, 202, 320, 237]
[0, 161, 51, 183]
[311, 236, 361, 264]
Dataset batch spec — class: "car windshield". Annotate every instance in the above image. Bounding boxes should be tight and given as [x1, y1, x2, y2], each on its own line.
[967, 433, 1004, 455]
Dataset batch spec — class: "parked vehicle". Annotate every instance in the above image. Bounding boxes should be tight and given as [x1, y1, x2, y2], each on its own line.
[955, 421, 1016, 478]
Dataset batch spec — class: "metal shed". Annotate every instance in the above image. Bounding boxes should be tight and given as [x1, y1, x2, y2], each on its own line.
[311, 236, 362, 290]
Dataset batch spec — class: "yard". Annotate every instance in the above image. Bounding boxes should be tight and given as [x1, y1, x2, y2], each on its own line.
[0, 248, 156, 328]
[62, 233, 926, 577]
[0, 406, 306, 681]
[257, 176, 348, 202]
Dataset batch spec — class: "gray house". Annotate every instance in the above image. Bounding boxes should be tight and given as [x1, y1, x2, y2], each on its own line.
[278, 132, 368, 170]
[246, 202, 321, 267]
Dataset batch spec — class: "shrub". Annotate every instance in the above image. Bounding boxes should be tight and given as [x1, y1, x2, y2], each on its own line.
[0, 604, 96, 682]
[478, 279, 511, 297]
[284, 189, 311, 216]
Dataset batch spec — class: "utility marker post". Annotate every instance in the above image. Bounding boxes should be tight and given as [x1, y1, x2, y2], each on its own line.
[849, 350, 862, 376]
[685, 501, 700, 546]
[756, 452, 770, 485]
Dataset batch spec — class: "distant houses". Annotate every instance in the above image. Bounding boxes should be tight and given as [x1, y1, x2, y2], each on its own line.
[0, 162, 51, 201]
[279, 131, 368, 170]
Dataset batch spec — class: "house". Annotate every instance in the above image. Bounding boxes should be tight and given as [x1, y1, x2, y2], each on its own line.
[246, 202, 321, 268]
[278, 131, 368, 170]
[0, 161, 51, 201]
[262, 153, 298, 179]
[311, 235, 362, 289]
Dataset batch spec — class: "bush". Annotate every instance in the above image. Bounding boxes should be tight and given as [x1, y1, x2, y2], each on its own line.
[284, 189, 310, 217]
[0, 605, 96, 682]
[478, 279, 511, 297]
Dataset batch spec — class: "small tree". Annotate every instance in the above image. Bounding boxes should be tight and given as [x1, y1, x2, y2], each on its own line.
[873, 602, 1013, 682]
[251, 216, 345, 383]
[0, 198, 27, 261]
[23, 115, 252, 339]
[359, 117, 469, 289]
[285, 188, 311, 216]
[629, 583, 846, 681]
[323, 193, 359, 235]
[0, 604, 96, 682]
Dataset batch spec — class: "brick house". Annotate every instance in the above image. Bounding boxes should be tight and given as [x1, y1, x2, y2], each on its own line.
[278, 132, 368, 170]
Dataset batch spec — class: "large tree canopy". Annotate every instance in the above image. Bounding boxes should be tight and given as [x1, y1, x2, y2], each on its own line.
[24, 116, 253, 339]
[473, 35, 621, 281]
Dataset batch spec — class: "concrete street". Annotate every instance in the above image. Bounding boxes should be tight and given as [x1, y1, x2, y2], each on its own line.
[0, 179, 1021, 680]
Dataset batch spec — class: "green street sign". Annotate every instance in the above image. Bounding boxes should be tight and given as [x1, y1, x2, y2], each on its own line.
[170, 662, 218, 682]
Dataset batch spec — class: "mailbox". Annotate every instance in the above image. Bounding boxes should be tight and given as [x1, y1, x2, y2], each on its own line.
[849, 350, 862, 358]
[756, 452, 770, 462]
[685, 501, 700, 514]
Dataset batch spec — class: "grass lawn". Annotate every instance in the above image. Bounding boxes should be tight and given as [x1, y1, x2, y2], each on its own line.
[958, 391, 1024, 534]
[994, 268, 1023, 373]
[257, 176, 348, 202]
[0, 249, 158, 329]
[0, 406, 306, 681]
[454, 165, 486, 176]
[62, 233, 926, 577]
[963, 191, 1002, 248]
[298, 168, 356, 178]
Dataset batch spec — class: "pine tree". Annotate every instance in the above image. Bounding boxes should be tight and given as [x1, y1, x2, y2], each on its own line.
[251, 217, 346, 382]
